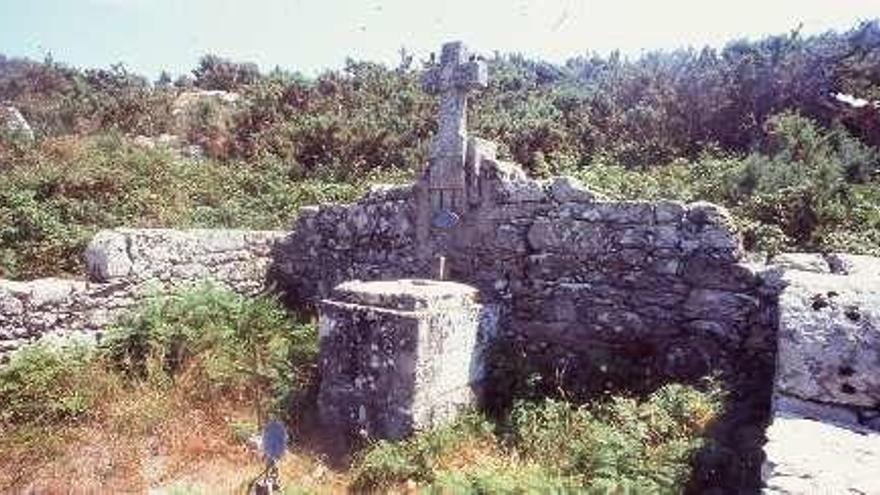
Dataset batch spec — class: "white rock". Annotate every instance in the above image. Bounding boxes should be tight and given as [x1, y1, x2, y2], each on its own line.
[762, 413, 880, 494]
[85, 231, 132, 282]
[547, 176, 599, 203]
[1, 104, 34, 141]
[770, 253, 831, 274]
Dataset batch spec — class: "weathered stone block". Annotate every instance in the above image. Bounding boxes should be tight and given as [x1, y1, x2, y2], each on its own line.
[775, 269, 880, 409]
[546, 176, 598, 203]
[317, 279, 496, 440]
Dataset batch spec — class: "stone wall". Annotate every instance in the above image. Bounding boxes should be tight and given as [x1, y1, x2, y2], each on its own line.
[1, 228, 285, 357]
[271, 140, 777, 388]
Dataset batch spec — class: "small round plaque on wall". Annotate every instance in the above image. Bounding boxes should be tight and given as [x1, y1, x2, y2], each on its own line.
[432, 209, 460, 230]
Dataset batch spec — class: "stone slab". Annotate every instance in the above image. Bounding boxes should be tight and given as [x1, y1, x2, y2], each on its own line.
[762, 412, 880, 494]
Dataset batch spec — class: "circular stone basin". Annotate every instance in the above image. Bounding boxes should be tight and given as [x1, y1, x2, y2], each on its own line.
[331, 279, 479, 311]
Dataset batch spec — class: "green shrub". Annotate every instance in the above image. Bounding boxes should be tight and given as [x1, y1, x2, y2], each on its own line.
[0, 339, 115, 425]
[429, 464, 577, 494]
[102, 284, 317, 417]
[351, 412, 495, 490]
[352, 383, 722, 492]
[0, 135, 393, 279]
[0, 286, 317, 428]
[508, 383, 721, 492]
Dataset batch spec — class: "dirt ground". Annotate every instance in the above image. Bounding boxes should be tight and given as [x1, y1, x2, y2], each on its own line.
[0, 393, 351, 494]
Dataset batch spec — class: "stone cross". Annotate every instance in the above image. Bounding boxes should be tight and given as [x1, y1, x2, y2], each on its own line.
[422, 41, 488, 212]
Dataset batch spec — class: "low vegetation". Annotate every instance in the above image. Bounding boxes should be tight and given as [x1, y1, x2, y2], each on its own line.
[352, 384, 723, 493]
[0, 285, 727, 492]
[0, 134, 409, 279]
[0, 285, 319, 491]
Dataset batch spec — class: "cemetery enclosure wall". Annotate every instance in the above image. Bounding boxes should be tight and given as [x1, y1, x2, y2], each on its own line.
[271, 171, 778, 388]
[0, 229, 285, 357]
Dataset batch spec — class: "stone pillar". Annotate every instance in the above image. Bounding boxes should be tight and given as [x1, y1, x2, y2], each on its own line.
[317, 279, 496, 440]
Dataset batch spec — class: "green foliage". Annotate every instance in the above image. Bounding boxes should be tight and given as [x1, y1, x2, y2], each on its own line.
[509, 384, 722, 492]
[0, 339, 117, 425]
[102, 284, 317, 417]
[0, 135, 388, 279]
[192, 54, 260, 92]
[0, 286, 317, 431]
[352, 384, 723, 492]
[351, 412, 495, 490]
[429, 464, 576, 494]
[565, 112, 880, 255]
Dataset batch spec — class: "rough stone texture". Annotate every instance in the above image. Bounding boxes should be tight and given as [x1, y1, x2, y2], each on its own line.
[317, 279, 496, 440]
[1, 228, 285, 357]
[770, 252, 880, 427]
[762, 413, 880, 494]
[760, 253, 880, 493]
[1, 104, 34, 141]
[421, 41, 488, 212]
[272, 143, 772, 387]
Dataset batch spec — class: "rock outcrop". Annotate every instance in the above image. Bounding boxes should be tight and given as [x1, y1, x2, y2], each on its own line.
[762, 253, 880, 494]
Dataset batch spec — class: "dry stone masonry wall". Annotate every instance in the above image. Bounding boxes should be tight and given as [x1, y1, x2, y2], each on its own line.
[0, 228, 285, 356]
[272, 139, 774, 389]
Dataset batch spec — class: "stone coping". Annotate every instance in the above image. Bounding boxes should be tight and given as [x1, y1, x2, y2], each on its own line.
[329, 279, 479, 311]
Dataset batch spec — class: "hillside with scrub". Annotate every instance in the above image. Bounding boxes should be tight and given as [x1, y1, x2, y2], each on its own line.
[1, 16, 880, 494]
[2, 21, 879, 281]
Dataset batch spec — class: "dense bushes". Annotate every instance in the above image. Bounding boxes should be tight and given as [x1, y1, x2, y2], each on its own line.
[569, 112, 880, 255]
[1, 21, 878, 277]
[352, 383, 723, 492]
[0, 135, 398, 279]
[0, 285, 317, 430]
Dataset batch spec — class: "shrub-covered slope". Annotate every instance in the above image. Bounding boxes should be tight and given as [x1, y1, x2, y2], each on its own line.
[1, 21, 879, 279]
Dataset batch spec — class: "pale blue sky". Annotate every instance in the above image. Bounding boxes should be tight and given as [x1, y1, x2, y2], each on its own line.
[2, 0, 879, 79]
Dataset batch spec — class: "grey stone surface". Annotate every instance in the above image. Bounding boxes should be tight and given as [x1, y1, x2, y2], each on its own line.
[421, 42, 488, 212]
[546, 176, 600, 203]
[762, 413, 880, 495]
[85, 231, 133, 281]
[317, 279, 496, 440]
[761, 254, 880, 492]
[1, 104, 34, 141]
[769, 253, 831, 274]
[774, 263, 880, 413]
[1, 228, 285, 358]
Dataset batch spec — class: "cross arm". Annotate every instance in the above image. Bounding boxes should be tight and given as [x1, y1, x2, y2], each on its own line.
[454, 60, 488, 90]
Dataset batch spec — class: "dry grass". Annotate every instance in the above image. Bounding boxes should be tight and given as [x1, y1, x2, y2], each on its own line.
[0, 379, 348, 494]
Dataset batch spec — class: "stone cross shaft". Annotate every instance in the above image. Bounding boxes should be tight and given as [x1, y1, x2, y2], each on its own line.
[422, 41, 488, 211]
